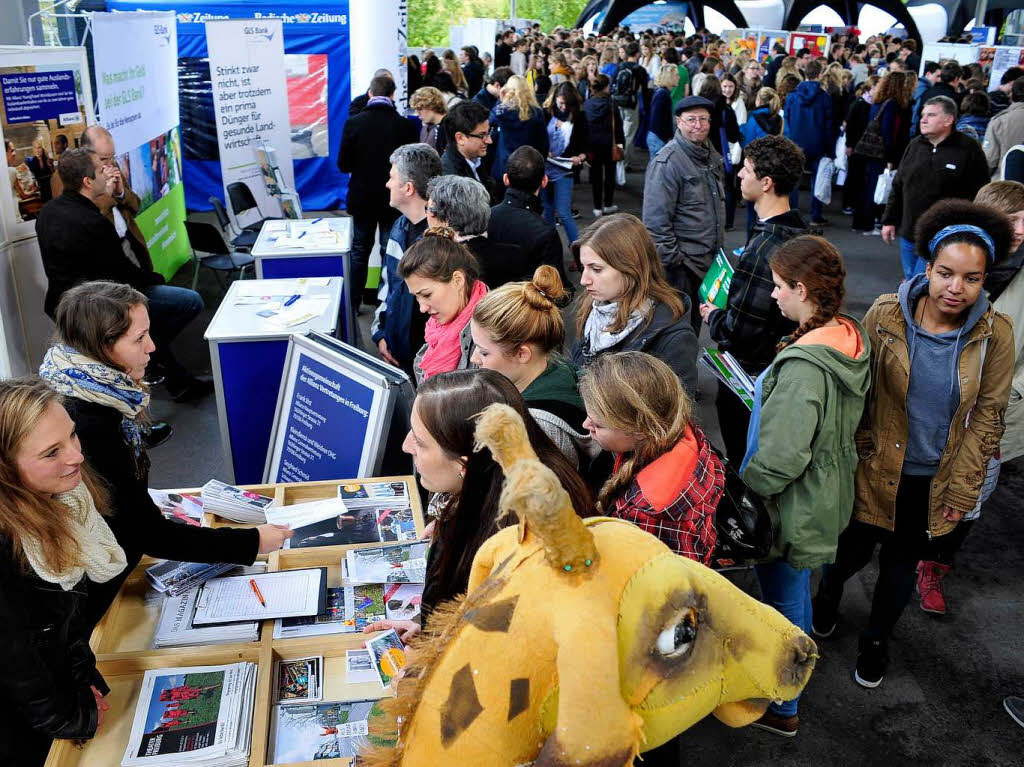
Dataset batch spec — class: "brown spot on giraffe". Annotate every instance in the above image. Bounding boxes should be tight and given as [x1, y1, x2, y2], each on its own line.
[440, 663, 484, 747]
[508, 677, 529, 721]
[464, 595, 519, 632]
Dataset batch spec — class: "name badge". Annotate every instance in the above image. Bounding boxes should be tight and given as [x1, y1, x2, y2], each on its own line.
[946, 163, 957, 170]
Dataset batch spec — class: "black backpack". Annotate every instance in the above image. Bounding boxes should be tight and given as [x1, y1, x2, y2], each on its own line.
[612, 63, 638, 109]
[709, 451, 776, 570]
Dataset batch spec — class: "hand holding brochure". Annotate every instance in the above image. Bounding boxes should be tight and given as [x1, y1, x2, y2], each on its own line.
[698, 249, 735, 310]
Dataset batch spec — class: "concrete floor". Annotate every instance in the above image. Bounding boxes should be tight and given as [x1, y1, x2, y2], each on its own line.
[148, 160, 1024, 765]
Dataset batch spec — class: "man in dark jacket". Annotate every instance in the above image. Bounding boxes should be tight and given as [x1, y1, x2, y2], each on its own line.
[441, 100, 501, 204]
[699, 136, 806, 464]
[460, 46, 484, 99]
[338, 75, 418, 309]
[762, 43, 787, 88]
[494, 30, 513, 69]
[643, 95, 725, 330]
[348, 68, 393, 117]
[473, 66, 513, 112]
[989, 67, 1024, 117]
[487, 146, 570, 288]
[882, 96, 991, 277]
[918, 61, 961, 110]
[783, 58, 834, 225]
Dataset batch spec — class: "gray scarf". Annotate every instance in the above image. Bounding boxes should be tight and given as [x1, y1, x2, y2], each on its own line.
[584, 299, 652, 354]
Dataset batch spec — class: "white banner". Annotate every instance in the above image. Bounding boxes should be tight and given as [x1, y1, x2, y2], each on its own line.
[350, 0, 407, 107]
[93, 11, 178, 150]
[206, 19, 294, 221]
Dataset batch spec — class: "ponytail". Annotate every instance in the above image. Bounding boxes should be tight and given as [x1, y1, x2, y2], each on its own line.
[769, 235, 846, 351]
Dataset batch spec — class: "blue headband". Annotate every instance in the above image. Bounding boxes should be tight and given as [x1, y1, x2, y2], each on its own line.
[928, 224, 995, 261]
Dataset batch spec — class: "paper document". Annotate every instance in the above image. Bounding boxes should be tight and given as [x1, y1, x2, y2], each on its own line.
[265, 497, 344, 528]
[192, 568, 326, 624]
[699, 249, 735, 310]
[267, 296, 332, 328]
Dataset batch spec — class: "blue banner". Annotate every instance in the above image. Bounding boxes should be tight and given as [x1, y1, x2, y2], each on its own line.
[0, 70, 78, 124]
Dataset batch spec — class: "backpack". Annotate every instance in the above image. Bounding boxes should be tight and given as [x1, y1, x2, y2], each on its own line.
[612, 63, 638, 109]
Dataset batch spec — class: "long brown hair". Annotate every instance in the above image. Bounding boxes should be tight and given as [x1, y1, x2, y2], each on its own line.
[416, 369, 594, 614]
[579, 352, 693, 513]
[875, 70, 912, 109]
[573, 213, 685, 336]
[0, 378, 109, 572]
[54, 281, 149, 373]
[770, 235, 846, 350]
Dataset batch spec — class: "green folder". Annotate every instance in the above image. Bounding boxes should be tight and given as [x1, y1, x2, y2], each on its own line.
[698, 249, 735, 310]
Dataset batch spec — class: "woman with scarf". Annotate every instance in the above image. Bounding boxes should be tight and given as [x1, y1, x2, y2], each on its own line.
[569, 213, 698, 396]
[399, 227, 489, 384]
[0, 378, 126, 766]
[813, 201, 1013, 690]
[38, 281, 293, 629]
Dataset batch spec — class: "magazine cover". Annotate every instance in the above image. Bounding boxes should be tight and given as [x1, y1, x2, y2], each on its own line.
[287, 507, 381, 548]
[364, 629, 407, 686]
[377, 507, 417, 542]
[338, 480, 408, 507]
[384, 583, 423, 621]
[270, 700, 376, 762]
[133, 671, 226, 757]
[346, 542, 428, 584]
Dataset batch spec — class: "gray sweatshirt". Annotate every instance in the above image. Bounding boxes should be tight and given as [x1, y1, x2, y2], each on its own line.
[899, 273, 989, 475]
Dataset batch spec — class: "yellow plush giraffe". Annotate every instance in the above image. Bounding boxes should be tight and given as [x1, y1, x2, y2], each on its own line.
[361, 404, 817, 767]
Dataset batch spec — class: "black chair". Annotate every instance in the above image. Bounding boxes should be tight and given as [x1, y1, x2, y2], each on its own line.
[227, 181, 277, 232]
[209, 195, 258, 252]
[184, 220, 255, 292]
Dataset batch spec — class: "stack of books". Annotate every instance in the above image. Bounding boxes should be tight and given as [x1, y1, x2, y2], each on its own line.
[120, 662, 256, 766]
[200, 480, 275, 524]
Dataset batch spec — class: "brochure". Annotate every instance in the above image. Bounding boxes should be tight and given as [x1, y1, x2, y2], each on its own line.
[273, 582, 423, 639]
[338, 480, 409, 510]
[285, 505, 417, 549]
[153, 588, 260, 649]
[148, 489, 204, 527]
[345, 542, 428, 584]
[364, 629, 407, 687]
[146, 560, 235, 598]
[700, 348, 755, 410]
[269, 700, 377, 763]
[274, 656, 322, 705]
[345, 651, 379, 685]
[698, 249, 735, 310]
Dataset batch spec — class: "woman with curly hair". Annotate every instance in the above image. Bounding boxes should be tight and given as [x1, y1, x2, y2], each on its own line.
[489, 74, 549, 182]
[813, 200, 1013, 690]
[740, 234, 870, 737]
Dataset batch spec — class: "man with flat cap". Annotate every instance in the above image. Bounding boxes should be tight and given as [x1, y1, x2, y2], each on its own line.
[642, 95, 725, 330]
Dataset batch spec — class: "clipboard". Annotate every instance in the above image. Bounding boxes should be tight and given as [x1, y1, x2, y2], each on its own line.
[191, 566, 328, 625]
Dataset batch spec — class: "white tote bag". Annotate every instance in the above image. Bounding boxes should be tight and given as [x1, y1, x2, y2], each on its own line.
[615, 159, 627, 187]
[834, 133, 848, 172]
[873, 168, 895, 205]
[813, 157, 834, 204]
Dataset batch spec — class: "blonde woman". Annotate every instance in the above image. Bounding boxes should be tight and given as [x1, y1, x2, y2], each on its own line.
[0, 377, 127, 765]
[579, 351, 722, 565]
[639, 41, 661, 79]
[489, 74, 548, 182]
[470, 265, 591, 466]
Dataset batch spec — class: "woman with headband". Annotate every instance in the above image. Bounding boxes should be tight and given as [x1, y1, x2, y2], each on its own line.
[812, 199, 1013, 690]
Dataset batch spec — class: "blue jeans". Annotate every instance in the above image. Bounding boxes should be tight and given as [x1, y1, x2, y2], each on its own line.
[541, 175, 578, 244]
[646, 131, 666, 159]
[142, 284, 204, 388]
[899, 236, 927, 281]
[755, 560, 811, 717]
[789, 155, 823, 223]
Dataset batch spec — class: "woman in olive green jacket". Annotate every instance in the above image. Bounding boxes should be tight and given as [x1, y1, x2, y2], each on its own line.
[739, 235, 870, 736]
[814, 200, 1013, 691]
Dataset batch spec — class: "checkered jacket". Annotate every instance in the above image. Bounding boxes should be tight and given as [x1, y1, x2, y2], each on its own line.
[610, 426, 724, 565]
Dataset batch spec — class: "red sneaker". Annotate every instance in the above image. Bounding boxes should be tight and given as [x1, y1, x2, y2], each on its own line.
[916, 560, 950, 615]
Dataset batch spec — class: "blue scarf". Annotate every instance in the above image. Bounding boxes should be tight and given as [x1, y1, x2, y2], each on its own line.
[40, 345, 149, 464]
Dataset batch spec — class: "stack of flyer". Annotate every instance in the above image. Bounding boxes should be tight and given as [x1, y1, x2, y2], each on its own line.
[120, 662, 257, 766]
[700, 348, 756, 410]
[146, 560, 235, 598]
[152, 565, 265, 649]
[345, 541, 428, 584]
[337, 480, 409, 511]
[269, 699, 380, 762]
[201, 480, 275, 524]
[149, 489, 204, 527]
[273, 582, 423, 639]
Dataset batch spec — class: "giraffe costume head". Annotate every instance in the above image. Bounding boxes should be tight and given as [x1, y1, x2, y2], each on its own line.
[362, 404, 817, 766]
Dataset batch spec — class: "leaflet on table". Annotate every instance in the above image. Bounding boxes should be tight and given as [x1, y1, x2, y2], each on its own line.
[286, 506, 418, 549]
[148, 489, 204, 527]
[345, 650, 380, 684]
[338, 480, 410, 510]
[345, 541, 428, 584]
[146, 560, 235, 597]
[234, 278, 330, 297]
[154, 584, 261, 649]
[192, 568, 327, 625]
[698, 249, 735, 310]
[272, 582, 423, 639]
[120, 661, 256, 766]
[269, 699, 380, 763]
[266, 296, 333, 328]
[700, 348, 755, 410]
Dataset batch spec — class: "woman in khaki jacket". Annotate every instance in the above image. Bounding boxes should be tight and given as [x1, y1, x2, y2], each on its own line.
[812, 199, 1014, 689]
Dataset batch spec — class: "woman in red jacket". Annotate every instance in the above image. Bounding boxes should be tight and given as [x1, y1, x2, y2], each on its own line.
[578, 351, 724, 564]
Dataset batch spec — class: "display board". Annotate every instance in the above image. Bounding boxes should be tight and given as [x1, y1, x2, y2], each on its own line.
[980, 46, 1024, 91]
[788, 32, 830, 57]
[919, 42, 980, 76]
[93, 11, 190, 280]
[265, 332, 414, 484]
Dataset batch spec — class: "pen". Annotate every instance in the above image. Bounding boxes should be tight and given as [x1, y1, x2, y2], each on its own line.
[284, 294, 301, 307]
[250, 578, 267, 607]
[310, 217, 322, 225]
[297, 231, 307, 240]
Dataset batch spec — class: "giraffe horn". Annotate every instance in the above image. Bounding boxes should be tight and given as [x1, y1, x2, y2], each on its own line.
[473, 404, 597, 574]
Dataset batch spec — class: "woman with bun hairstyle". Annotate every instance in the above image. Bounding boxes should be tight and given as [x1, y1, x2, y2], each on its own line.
[399, 226, 488, 383]
[579, 352, 723, 564]
[0, 378, 124, 765]
[363, 369, 594, 639]
[39, 282, 292, 629]
[740, 235, 870, 737]
[813, 200, 1013, 689]
[570, 213, 699, 396]
[470, 265, 591, 467]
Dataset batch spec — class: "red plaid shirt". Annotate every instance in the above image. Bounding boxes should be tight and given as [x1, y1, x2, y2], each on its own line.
[611, 426, 724, 565]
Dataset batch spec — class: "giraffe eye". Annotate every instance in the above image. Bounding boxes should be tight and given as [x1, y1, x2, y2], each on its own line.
[656, 611, 697, 658]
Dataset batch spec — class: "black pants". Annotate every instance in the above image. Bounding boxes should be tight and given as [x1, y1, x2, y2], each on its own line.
[819, 473, 932, 641]
[590, 148, 616, 209]
[663, 262, 702, 333]
[925, 518, 974, 566]
[350, 209, 397, 310]
[716, 379, 753, 467]
[723, 166, 738, 229]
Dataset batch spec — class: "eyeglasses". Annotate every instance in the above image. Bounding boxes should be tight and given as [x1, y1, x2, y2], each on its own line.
[465, 130, 490, 140]
[680, 116, 711, 126]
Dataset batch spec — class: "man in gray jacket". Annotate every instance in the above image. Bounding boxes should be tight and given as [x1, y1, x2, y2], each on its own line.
[642, 95, 725, 329]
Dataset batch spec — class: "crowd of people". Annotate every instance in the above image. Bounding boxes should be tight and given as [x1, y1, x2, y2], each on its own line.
[3, 19, 1024, 767]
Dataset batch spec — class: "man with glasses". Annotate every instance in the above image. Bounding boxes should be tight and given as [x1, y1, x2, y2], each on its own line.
[643, 95, 725, 330]
[441, 100, 501, 204]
